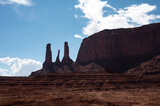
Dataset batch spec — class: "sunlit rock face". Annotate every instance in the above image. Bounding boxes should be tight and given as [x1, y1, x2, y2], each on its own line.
[76, 23, 160, 73]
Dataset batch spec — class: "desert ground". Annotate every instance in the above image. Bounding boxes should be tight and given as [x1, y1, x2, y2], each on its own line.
[0, 73, 160, 106]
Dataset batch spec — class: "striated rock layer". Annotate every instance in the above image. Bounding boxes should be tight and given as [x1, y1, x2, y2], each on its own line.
[76, 23, 160, 73]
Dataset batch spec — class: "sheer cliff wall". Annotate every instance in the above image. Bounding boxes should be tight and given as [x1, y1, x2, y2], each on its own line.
[76, 23, 160, 73]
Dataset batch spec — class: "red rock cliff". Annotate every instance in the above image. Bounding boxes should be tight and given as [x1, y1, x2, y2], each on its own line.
[76, 23, 160, 73]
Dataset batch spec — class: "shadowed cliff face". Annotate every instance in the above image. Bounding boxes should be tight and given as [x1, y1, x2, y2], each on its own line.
[76, 23, 160, 73]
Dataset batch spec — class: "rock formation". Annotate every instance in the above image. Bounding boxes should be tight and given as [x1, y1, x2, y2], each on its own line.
[126, 55, 160, 76]
[76, 23, 160, 73]
[30, 43, 55, 77]
[43, 43, 53, 70]
[54, 50, 61, 66]
[30, 23, 160, 77]
[61, 42, 73, 65]
[29, 41, 106, 77]
[126, 55, 160, 79]
[30, 42, 74, 77]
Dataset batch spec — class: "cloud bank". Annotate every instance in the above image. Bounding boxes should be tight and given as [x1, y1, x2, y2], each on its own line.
[0, 57, 42, 76]
[0, 0, 32, 6]
[75, 0, 160, 36]
[74, 34, 84, 39]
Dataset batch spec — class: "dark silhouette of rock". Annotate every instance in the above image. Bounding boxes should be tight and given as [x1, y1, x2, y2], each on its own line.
[54, 50, 61, 66]
[30, 44, 55, 77]
[30, 42, 75, 77]
[29, 40, 106, 77]
[126, 55, 160, 79]
[76, 23, 160, 73]
[61, 42, 73, 65]
[43, 43, 53, 70]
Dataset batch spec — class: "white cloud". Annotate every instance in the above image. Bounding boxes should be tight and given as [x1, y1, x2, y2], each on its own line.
[0, 0, 32, 6]
[74, 34, 84, 39]
[117, 4, 158, 25]
[74, 14, 78, 18]
[156, 16, 160, 18]
[75, 0, 160, 36]
[75, 0, 115, 21]
[0, 69, 10, 76]
[0, 57, 42, 76]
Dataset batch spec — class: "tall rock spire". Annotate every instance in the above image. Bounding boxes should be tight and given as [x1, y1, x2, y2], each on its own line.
[64, 42, 69, 58]
[61, 42, 73, 65]
[43, 43, 53, 69]
[54, 49, 61, 66]
[45, 44, 52, 62]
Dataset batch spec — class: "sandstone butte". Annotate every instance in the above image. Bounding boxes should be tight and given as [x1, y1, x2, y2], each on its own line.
[76, 23, 160, 73]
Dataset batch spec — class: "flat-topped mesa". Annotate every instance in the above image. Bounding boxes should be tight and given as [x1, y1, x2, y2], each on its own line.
[54, 50, 61, 66]
[76, 23, 160, 73]
[43, 43, 53, 69]
[61, 42, 73, 65]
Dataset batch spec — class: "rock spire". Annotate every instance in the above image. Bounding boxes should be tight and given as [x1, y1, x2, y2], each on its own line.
[43, 43, 53, 69]
[61, 42, 73, 65]
[54, 50, 61, 66]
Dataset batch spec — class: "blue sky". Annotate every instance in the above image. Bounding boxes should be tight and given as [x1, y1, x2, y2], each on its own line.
[0, 0, 160, 76]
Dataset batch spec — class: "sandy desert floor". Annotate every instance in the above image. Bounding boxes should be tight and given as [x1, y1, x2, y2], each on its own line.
[0, 73, 160, 106]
